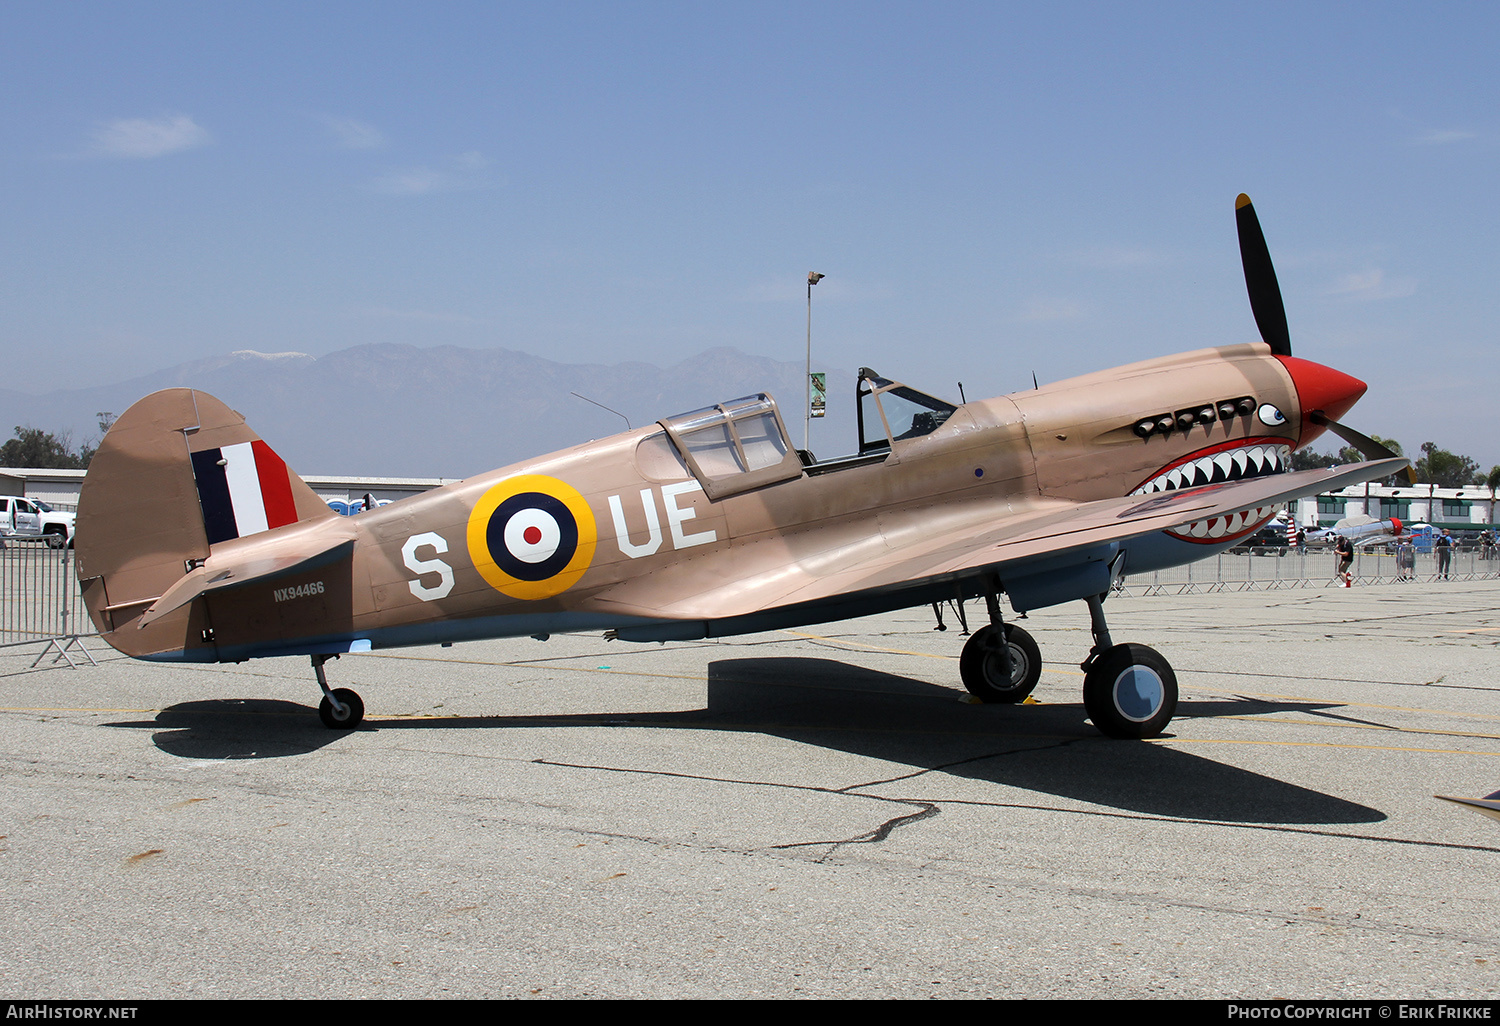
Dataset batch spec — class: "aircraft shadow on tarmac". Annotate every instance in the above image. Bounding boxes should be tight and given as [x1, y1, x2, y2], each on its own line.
[698, 657, 1386, 826]
[107, 699, 354, 760]
[116, 657, 1383, 826]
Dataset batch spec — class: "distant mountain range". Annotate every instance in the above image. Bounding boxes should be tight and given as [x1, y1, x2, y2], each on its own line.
[1, 344, 856, 479]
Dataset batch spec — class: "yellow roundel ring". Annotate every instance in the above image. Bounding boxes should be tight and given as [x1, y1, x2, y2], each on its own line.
[466, 475, 597, 600]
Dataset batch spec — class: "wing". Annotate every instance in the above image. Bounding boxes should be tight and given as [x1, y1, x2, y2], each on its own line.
[590, 459, 1406, 622]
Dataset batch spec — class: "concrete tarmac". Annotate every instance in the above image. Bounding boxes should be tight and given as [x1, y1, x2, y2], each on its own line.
[2, 580, 1498, 999]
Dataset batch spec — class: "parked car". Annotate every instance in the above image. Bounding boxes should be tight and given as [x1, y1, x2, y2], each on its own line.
[1228, 523, 1289, 555]
[0, 496, 74, 547]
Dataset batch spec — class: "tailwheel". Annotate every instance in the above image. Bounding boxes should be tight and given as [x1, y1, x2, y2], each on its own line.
[312, 653, 364, 730]
[1082, 643, 1177, 739]
[960, 623, 1042, 703]
[318, 687, 365, 730]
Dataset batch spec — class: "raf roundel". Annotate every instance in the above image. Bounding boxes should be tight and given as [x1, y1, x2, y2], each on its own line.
[467, 475, 597, 600]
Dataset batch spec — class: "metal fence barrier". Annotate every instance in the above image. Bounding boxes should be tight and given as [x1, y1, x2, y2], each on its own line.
[1, 534, 1495, 671]
[1116, 548, 1500, 595]
[0, 540, 96, 667]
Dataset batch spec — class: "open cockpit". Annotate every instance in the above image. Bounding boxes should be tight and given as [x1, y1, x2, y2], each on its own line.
[648, 369, 961, 495]
[854, 368, 958, 454]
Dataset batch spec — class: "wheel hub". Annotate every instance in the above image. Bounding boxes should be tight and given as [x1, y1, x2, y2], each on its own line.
[1112, 666, 1165, 721]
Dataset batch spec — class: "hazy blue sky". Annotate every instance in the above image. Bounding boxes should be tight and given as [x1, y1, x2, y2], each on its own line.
[4, 2, 1498, 465]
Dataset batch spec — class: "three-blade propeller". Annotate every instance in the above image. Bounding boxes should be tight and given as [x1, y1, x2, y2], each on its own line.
[1236, 194, 1414, 483]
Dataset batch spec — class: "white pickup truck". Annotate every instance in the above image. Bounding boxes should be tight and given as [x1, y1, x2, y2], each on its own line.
[0, 496, 75, 547]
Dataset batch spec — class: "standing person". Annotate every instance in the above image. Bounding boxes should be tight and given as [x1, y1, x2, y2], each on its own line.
[1397, 538, 1416, 581]
[1336, 534, 1354, 587]
[1436, 529, 1454, 580]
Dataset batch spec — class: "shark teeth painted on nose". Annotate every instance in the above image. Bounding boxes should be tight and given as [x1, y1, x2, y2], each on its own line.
[1128, 440, 1293, 544]
[1173, 504, 1280, 542]
[1130, 443, 1292, 497]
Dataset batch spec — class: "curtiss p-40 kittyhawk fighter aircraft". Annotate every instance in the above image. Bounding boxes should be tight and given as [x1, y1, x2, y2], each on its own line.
[76, 196, 1409, 739]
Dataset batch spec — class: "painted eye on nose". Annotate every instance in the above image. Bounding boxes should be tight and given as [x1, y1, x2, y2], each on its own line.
[1257, 404, 1286, 426]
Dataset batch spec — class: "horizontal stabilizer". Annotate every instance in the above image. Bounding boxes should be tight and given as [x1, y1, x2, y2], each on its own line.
[139, 536, 354, 628]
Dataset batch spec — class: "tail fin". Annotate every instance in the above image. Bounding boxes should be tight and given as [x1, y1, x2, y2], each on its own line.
[77, 389, 335, 657]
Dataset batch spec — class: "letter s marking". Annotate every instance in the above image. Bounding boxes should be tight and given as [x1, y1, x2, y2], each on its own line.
[403, 531, 455, 601]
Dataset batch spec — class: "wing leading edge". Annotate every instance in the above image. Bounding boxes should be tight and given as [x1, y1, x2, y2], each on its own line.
[591, 458, 1407, 624]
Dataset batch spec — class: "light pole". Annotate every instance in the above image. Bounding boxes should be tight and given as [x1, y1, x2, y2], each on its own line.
[805, 271, 824, 449]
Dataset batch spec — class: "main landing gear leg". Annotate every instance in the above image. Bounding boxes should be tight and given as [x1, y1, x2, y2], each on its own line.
[959, 575, 1041, 703]
[314, 653, 365, 730]
[1078, 593, 1176, 739]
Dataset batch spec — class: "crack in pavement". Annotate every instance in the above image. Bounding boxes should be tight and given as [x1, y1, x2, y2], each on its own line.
[533, 736, 1078, 855]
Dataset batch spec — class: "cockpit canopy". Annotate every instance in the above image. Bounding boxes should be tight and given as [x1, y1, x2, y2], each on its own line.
[856, 368, 957, 455]
[655, 371, 961, 499]
[657, 393, 803, 500]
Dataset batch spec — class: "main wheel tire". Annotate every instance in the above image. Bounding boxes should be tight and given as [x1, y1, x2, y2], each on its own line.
[318, 687, 365, 730]
[960, 623, 1042, 703]
[1083, 643, 1177, 739]
[45, 531, 65, 549]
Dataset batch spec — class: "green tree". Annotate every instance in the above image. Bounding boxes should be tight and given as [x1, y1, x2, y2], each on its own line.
[1413, 442, 1480, 488]
[1291, 448, 1340, 470]
[1293, 436, 1406, 483]
[1368, 436, 1408, 485]
[1485, 466, 1500, 522]
[0, 426, 89, 469]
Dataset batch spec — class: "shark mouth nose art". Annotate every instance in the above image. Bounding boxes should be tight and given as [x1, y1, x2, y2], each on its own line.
[1130, 437, 1292, 543]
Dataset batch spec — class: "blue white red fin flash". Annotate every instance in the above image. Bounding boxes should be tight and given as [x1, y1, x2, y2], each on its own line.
[191, 440, 298, 544]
